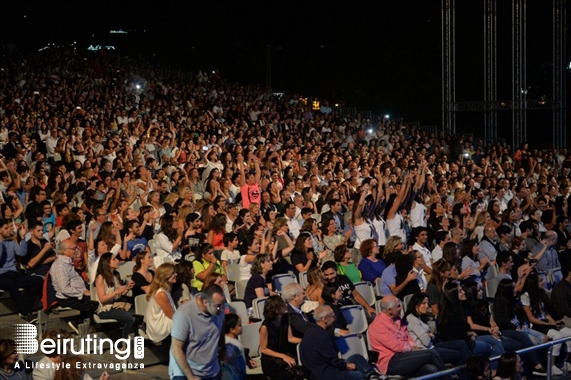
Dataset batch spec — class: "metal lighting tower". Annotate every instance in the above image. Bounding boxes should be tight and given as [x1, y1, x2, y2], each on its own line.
[553, 0, 567, 150]
[512, 0, 527, 148]
[442, 0, 456, 135]
[484, 0, 498, 141]
[441, 1, 566, 148]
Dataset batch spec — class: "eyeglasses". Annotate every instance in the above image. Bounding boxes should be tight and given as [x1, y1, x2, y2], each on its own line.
[211, 303, 225, 311]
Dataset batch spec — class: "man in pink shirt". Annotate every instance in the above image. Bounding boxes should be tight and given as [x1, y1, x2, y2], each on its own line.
[368, 295, 445, 377]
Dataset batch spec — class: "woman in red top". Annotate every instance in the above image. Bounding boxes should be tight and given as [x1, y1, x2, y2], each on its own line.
[207, 213, 227, 254]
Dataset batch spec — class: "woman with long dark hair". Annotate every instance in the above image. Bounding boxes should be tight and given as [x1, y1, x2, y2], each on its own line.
[385, 174, 412, 244]
[351, 184, 377, 265]
[487, 200, 501, 228]
[131, 250, 154, 298]
[437, 282, 494, 358]
[290, 232, 317, 280]
[320, 283, 349, 332]
[244, 254, 273, 310]
[207, 213, 227, 254]
[425, 259, 451, 316]
[259, 295, 303, 379]
[494, 352, 524, 380]
[492, 279, 546, 346]
[521, 273, 571, 375]
[154, 214, 183, 264]
[463, 281, 546, 376]
[404, 293, 470, 366]
[460, 239, 489, 284]
[94, 253, 142, 339]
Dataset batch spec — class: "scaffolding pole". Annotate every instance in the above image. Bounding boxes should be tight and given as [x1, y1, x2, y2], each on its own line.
[484, 0, 498, 141]
[553, 0, 567, 150]
[442, 0, 456, 136]
[512, 0, 527, 149]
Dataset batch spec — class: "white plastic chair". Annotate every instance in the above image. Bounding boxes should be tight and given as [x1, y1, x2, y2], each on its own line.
[402, 293, 414, 314]
[226, 263, 241, 283]
[153, 255, 172, 270]
[374, 277, 383, 297]
[485, 278, 498, 299]
[299, 271, 308, 289]
[223, 283, 231, 303]
[336, 333, 369, 361]
[235, 279, 249, 300]
[148, 239, 157, 255]
[134, 294, 149, 338]
[273, 273, 297, 293]
[117, 261, 136, 281]
[89, 284, 118, 324]
[228, 301, 249, 325]
[252, 297, 268, 320]
[239, 321, 263, 376]
[354, 281, 376, 306]
[374, 299, 382, 314]
[341, 305, 368, 334]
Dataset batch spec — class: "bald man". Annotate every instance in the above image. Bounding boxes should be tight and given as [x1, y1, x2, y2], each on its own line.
[478, 225, 501, 262]
[368, 295, 444, 377]
[533, 230, 562, 288]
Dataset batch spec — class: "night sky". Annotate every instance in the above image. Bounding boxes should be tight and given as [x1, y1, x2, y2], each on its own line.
[1, 1, 567, 143]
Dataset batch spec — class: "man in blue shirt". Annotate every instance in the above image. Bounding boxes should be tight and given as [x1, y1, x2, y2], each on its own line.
[0, 219, 43, 322]
[169, 284, 226, 380]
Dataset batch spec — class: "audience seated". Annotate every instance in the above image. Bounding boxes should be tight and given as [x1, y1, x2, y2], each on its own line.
[243, 254, 272, 310]
[368, 295, 445, 376]
[146, 263, 177, 343]
[259, 295, 302, 379]
[1, 47, 571, 379]
[300, 305, 382, 380]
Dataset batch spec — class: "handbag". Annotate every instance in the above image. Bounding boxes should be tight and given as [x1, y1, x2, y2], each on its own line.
[268, 355, 305, 379]
[112, 301, 132, 311]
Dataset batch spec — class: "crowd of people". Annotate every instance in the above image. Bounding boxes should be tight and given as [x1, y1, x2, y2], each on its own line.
[1, 46, 571, 380]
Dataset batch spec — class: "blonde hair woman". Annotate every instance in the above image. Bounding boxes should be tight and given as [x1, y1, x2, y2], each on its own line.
[176, 205, 194, 232]
[178, 187, 194, 207]
[470, 211, 490, 241]
[146, 263, 177, 343]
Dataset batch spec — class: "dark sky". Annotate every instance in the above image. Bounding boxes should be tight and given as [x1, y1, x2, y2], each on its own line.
[1, 1, 567, 139]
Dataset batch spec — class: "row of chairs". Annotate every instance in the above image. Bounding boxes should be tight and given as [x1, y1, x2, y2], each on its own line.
[240, 318, 377, 377]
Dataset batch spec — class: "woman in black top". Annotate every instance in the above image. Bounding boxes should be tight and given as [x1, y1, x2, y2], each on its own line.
[437, 282, 493, 358]
[290, 232, 317, 280]
[394, 253, 421, 300]
[243, 254, 273, 309]
[131, 250, 154, 299]
[463, 281, 546, 376]
[260, 295, 302, 380]
[320, 283, 348, 332]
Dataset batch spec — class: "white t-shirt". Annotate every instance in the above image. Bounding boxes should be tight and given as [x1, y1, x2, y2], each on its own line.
[520, 292, 546, 320]
[238, 255, 253, 281]
[221, 249, 240, 265]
